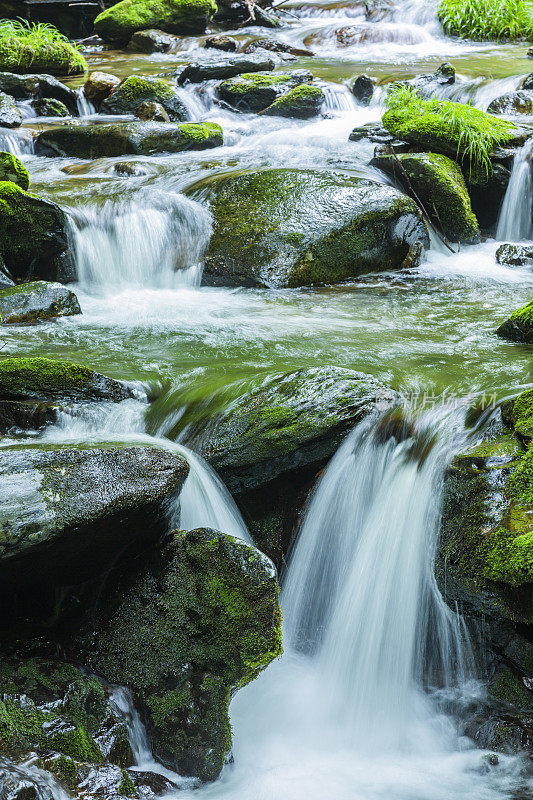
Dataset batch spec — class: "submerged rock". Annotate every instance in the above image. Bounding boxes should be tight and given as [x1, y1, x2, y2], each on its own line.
[35, 121, 223, 158]
[496, 298, 533, 344]
[178, 53, 275, 84]
[94, 0, 217, 44]
[0, 441, 189, 622]
[127, 28, 177, 52]
[72, 528, 282, 782]
[102, 75, 188, 121]
[83, 71, 120, 106]
[0, 181, 69, 282]
[496, 243, 533, 267]
[0, 91, 22, 128]
[191, 168, 428, 287]
[402, 62, 456, 98]
[0, 151, 29, 190]
[371, 151, 480, 244]
[0, 280, 81, 324]
[216, 70, 312, 112]
[259, 83, 324, 118]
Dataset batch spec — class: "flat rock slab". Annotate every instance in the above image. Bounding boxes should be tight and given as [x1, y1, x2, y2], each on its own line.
[35, 121, 223, 158]
[0, 280, 81, 324]
[178, 54, 275, 84]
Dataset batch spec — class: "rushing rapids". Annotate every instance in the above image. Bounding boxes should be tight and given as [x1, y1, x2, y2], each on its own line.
[1, 0, 533, 795]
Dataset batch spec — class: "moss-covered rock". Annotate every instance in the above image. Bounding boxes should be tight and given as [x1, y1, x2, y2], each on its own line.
[497, 299, 533, 344]
[217, 70, 312, 112]
[94, 0, 217, 45]
[35, 121, 223, 158]
[189, 168, 428, 288]
[178, 54, 275, 84]
[0, 90, 22, 127]
[496, 243, 533, 266]
[371, 151, 480, 244]
[0, 280, 81, 324]
[259, 83, 325, 119]
[0, 181, 69, 282]
[32, 97, 69, 117]
[0, 441, 189, 625]
[0, 151, 29, 190]
[72, 528, 282, 782]
[102, 75, 188, 121]
[0, 24, 86, 76]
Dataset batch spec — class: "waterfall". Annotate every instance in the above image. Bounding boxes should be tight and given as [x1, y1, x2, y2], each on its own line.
[67, 191, 212, 291]
[0, 757, 71, 800]
[496, 138, 533, 241]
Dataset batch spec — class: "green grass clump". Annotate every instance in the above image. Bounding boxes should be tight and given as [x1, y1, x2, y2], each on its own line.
[439, 0, 533, 40]
[0, 19, 86, 76]
[383, 85, 516, 174]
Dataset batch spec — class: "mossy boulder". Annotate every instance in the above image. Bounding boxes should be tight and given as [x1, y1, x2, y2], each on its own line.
[0, 91, 22, 128]
[178, 54, 275, 84]
[35, 121, 223, 158]
[216, 70, 312, 112]
[0, 33, 86, 77]
[94, 0, 217, 45]
[101, 75, 188, 121]
[0, 441, 189, 624]
[497, 299, 533, 344]
[71, 528, 282, 782]
[32, 97, 69, 117]
[190, 168, 428, 288]
[0, 181, 69, 282]
[0, 151, 29, 190]
[371, 151, 480, 244]
[0, 280, 81, 324]
[259, 83, 325, 119]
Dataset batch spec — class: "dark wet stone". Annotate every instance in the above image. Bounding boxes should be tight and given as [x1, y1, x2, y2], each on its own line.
[241, 37, 313, 56]
[496, 243, 533, 266]
[351, 74, 375, 105]
[178, 53, 275, 84]
[521, 72, 533, 90]
[83, 71, 120, 106]
[101, 75, 188, 121]
[488, 90, 533, 116]
[31, 98, 69, 118]
[134, 100, 170, 121]
[463, 162, 511, 230]
[127, 28, 177, 52]
[0, 72, 78, 113]
[0, 280, 81, 324]
[204, 34, 238, 51]
[216, 69, 312, 112]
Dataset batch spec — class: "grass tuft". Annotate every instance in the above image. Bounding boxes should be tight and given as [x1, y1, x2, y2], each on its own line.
[438, 0, 533, 41]
[0, 19, 86, 75]
[384, 85, 516, 174]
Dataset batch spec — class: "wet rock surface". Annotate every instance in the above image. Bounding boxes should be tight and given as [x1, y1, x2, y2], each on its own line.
[178, 53, 275, 83]
[0, 280, 81, 324]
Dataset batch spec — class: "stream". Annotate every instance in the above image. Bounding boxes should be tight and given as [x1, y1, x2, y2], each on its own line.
[2, 0, 533, 796]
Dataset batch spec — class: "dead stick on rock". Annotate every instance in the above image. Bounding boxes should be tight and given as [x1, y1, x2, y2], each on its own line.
[387, 145, 456, 254]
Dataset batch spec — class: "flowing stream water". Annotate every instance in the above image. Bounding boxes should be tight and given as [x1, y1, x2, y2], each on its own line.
[3, 0, 533, 795]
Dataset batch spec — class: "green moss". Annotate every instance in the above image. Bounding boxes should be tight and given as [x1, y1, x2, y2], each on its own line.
[261, 84, 324, 119]
[118, 770, 137, 796]
[383, 86, 518, 172]
[0, 356, 98, 400]
[497, 298, 533, 344]
[102, 75, 186, 120]
[217, 73, 313, 112]
[484, 528, 533, 585]
[0, 20, 86, 76]
[438, 0, 533, 40]
[49, 755, 78, 788]
[0, 151, 29, 191]
[94, 0, 217, 44]
[489, 667, 533, 707]
[510, 389, 533, 441]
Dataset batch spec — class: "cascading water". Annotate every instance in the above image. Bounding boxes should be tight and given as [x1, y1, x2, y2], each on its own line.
[68, 190, 212, 291]
[497, 138, 533, 242]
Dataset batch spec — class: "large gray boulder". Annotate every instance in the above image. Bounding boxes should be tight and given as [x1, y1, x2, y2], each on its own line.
[35, 121, 223, 159]
[188, 168, 429, 287]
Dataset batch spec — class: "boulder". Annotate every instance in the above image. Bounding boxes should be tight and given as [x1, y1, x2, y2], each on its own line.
[371, 151, 480, 244]
[216, 70, 313, 112]
[0, 72, 79, 113]
[0, 280, 81, 324]
[0, 30, 86, 76]
[488, 91, 533, 116]
[102, 75, 188, 121]
[0, 91, 21, 128]
[94, 0, 217, 45]
[352, 73, 375, 105]
[349, 123, 408, 147]
[496, 299, 533, 344]
[31, 97, 69, 117]
[0, 441, 189, 621]
[259, 83, 324, 118]
[178, 54, 275, 84]
[0, 71, 40, 99]
[71, 528, 282, 782]
[242, 37, 313, 57]
[0, 181, 69, 282]
[0, 151, 29, 189]
[83, 71, 120, 106]
[190, 168, 429, 288]
[127, 28, 177, 52]
[135, 100, 170, 121]
[35, 121, 223, 159]
[204, 34, 238, 51]
[496, 243, 533, 266]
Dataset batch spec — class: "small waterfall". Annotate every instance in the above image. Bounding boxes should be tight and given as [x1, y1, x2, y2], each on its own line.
[0, 756, 71, 800]
[76, 88, 95, 117]
[0, 128, 34, 155]
[496, 138, 533, 241]
[67, 191, 212, 291]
